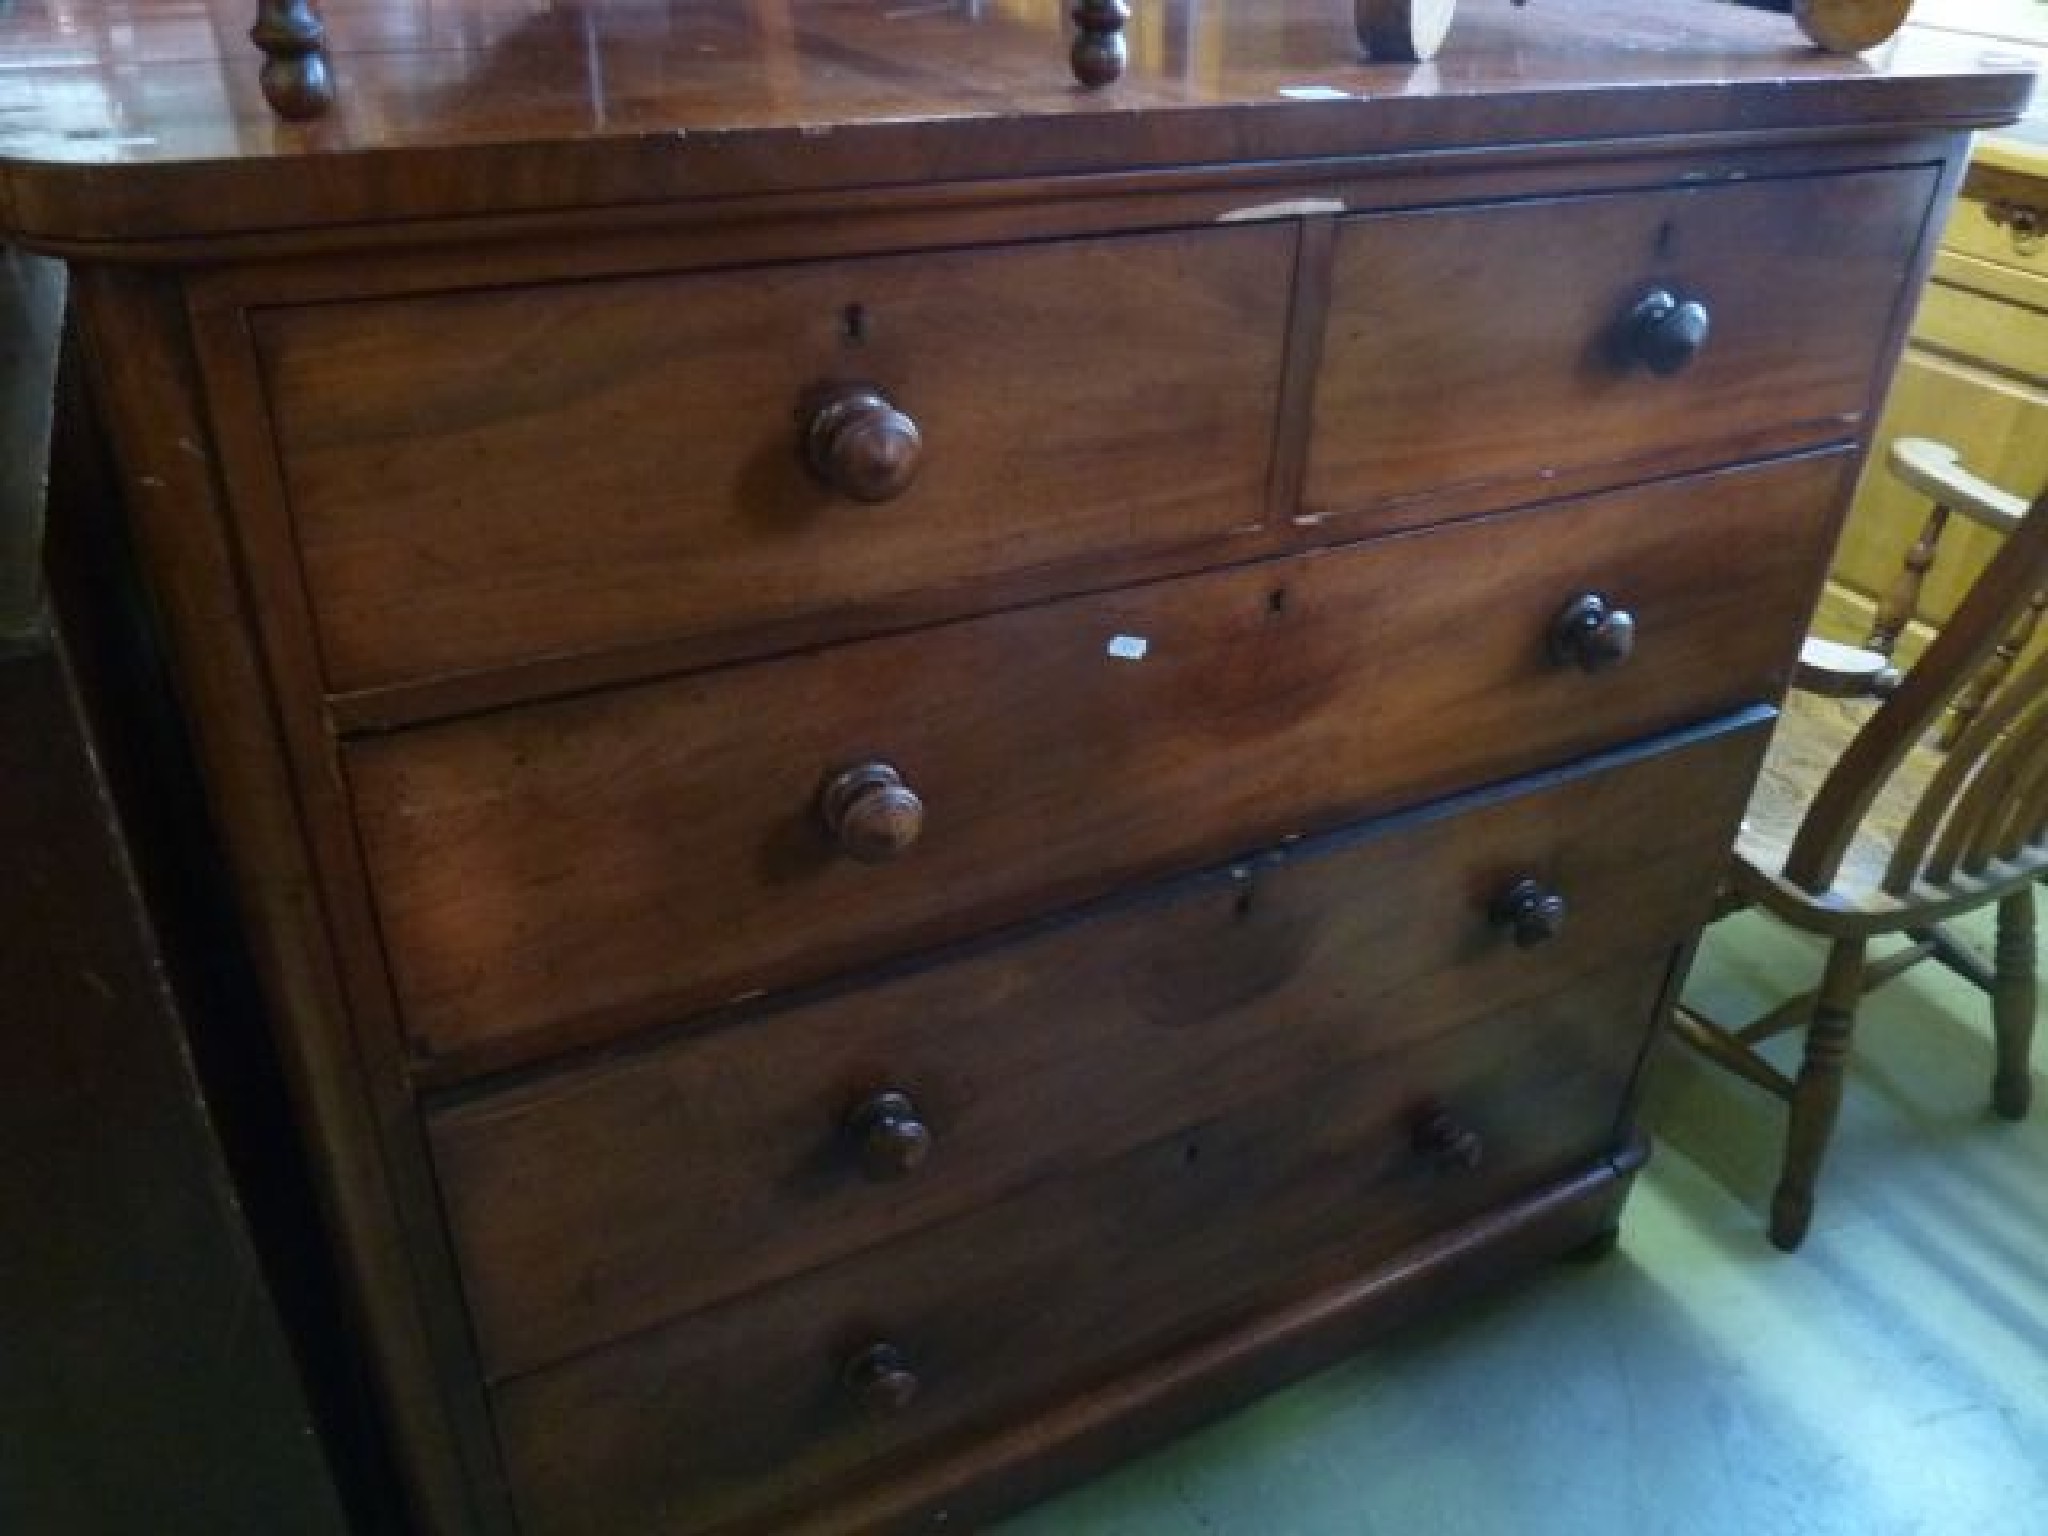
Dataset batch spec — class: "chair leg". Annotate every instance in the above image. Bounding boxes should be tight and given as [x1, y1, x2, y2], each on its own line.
[1992, 887, 2036, 1121]
[1770, 937, 1867, 1252]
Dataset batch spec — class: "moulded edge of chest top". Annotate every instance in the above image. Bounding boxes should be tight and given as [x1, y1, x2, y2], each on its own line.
[0, 50, 2030, 259]
[140, 130, 1988, 316]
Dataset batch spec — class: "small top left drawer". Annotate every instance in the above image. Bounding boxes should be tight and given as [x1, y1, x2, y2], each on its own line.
[250, 224, 1295, 694]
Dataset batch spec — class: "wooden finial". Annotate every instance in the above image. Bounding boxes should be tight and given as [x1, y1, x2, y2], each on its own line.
[1357, 0, 1459, 62]
[251, 0, 335, 121]
[1071, 0, 1130, 89]
[1793, 0, 1913, 54]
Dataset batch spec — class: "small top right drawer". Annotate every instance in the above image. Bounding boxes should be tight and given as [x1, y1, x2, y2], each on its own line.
[1303, 167, 1940, 536]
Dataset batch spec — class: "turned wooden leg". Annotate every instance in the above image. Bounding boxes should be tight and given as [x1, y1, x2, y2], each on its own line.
[1992, 887, 2036, 1120]
[252, 0, 335, 121]
[1770, 937, 1866, 1251]
[1867, 502, 1949, 658]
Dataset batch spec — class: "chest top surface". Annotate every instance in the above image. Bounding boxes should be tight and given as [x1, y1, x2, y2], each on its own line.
[0, 0, 2035, 247]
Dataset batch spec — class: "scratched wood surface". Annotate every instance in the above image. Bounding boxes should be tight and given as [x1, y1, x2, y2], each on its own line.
[491, 955, 1677, 1536]
[431, 721, 1765, 1382]
[351, 452, 1848, 1079]
[0, 0, 2029, 245]
[8, 5, 2026, 1532]
[1305, 168, 1936, 532]
[257, 224, 1293, 691]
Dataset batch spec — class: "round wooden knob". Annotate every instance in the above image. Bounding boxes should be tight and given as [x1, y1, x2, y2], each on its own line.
[844, 1342, 920, 1418]
[846, 1090, 932, 1180]
[1411, 1106, 1485, 1172]
[1491, 877, 1568, 949]
[819, 762, 924, 864]
[1622, 288, 1711, 377]
[1548, 592, 1636, 674]
[1794, 0, 1912, 54]
[804, 386, 923, 502]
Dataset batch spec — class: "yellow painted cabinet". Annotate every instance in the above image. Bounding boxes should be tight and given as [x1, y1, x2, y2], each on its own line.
[1825, 5, 2048, 656]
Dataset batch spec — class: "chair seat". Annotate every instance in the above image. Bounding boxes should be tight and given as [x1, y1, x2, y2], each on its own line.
[1734, 690, 1950, 912]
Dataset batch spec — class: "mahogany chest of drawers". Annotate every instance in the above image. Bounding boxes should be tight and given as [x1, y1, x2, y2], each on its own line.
[2, 2, 2029, 1531]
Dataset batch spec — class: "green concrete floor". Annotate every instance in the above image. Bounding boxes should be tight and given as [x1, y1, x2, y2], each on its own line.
[995, 905, 2048, 1536]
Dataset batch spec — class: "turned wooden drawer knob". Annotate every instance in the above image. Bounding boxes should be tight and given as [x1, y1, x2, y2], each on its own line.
[820, 762, 924, 863]
[1622, 287, 1711, 376]
[1411, 1107, 1485, 1172]
[844, 1341, 920, 1418]
[846, 1090, 932, 1180]
[1548, 592, 1636, 673]
[804, 386, 924, 502]
[1491, 877, 1568, 948]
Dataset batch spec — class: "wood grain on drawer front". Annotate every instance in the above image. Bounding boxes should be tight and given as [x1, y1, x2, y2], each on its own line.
[350, 451, 1848, 1077]
[489, 947, 1680, 1536]
[253, 226, 1292, 693]
[1305, 168, 1937, 533]
[431, 717, 1767, 1382]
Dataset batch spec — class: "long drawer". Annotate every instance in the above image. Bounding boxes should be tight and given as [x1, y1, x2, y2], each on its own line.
[430, 715, 1768, 1381]
[352, 452, 1846, 1075]
[253, 225, 1294, 693]
[1305, 168, 1936, 533]
[487, 947, 1684, 1536]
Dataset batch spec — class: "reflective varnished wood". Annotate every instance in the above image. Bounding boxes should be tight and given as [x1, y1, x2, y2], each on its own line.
[253, 224, 1291, 691]
[349, 454, 1852, 1077]
[1304, 169, 1940, 536]
[0, 1, 2031, 246]
[1550, 593, 1639, 675]
[430, 723, 1764, 1384]
[6, 6, 2029, 1535]
[818, 762, 926, 866]
[802, 386, 924, 505]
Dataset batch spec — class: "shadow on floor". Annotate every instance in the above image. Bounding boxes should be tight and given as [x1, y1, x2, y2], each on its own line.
[996, 907, 2048, 1536]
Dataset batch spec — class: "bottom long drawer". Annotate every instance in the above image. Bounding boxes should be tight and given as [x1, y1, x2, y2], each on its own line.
[475, 715, 1770, 1536]
[494, 959, 1680, 1536]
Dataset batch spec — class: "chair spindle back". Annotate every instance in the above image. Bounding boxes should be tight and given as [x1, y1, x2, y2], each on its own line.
[1784, 482, 2048, 896]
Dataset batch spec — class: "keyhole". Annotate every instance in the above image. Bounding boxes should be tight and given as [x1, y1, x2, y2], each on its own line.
[842, 303, 870, 344]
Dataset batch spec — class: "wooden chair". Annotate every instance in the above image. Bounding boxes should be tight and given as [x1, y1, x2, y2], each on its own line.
[1856, 438, 2044, 739]
[1673, 461, 2048, 1252]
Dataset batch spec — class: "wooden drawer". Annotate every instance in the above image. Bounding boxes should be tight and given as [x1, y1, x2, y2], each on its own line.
[1914, 271, 2048, 388]
[1304, 168, 1936, 534]
[431, 716, 1766, 1382]
[350, 451, 1848, 1076]
[487, 949, 1682, 1536]
[1945, 163, 2048, 284]
[253, 226, 1293, 694]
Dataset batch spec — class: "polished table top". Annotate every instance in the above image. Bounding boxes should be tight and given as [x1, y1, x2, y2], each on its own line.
[0, 0, 2035, 243]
